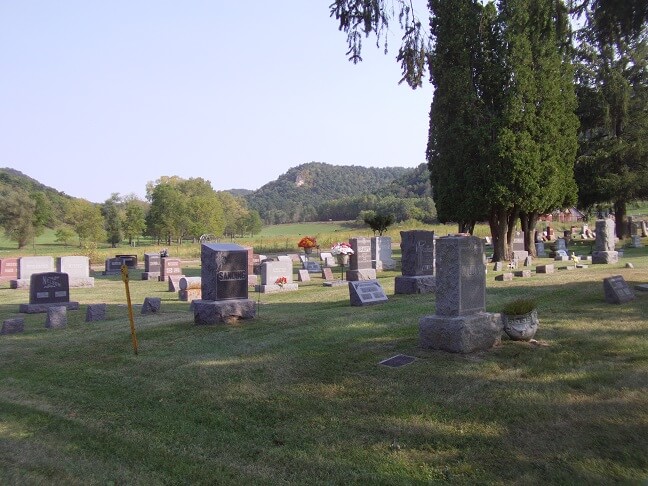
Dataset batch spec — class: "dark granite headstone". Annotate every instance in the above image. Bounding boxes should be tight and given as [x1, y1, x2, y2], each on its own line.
[303, 261, 322, 273]
[400, 230, 435, 276]
[141, 297, 161, 314]
[1, 317, 24, 334]
[85, 304, 107, 322]
[603, 276, 635, 304]
[116, 254, 137, 268]
[349, 237, 372, 270]
[201, 243, 248, 300]
[103, 258, 123, 275]
[348, 280, 388, 306]
[29, 272, 70, 304]
[512, 231, 525, 252]
[144, 253, 161, 272]
[435, 236, 486, 316]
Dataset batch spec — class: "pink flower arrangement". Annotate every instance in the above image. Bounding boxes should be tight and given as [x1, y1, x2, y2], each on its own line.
[331, 242, 354, 256]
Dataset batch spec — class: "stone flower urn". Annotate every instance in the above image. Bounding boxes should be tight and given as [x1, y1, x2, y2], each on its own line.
[503, 309, 539, 341]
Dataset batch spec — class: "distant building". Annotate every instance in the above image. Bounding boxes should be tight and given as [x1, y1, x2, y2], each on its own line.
[539, 208, 585, 223]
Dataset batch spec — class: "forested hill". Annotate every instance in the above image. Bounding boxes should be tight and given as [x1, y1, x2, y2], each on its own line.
[244, 162, 411, 224]
[0, 168, 73, 225]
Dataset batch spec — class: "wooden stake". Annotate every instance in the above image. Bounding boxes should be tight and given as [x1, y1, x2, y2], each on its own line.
[121, 264, 139, 355]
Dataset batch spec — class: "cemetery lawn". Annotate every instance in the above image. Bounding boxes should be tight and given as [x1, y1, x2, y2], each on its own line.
[1, 254, 647, 484]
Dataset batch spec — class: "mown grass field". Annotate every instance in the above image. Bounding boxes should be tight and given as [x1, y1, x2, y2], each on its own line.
[1, 234, 647, 484]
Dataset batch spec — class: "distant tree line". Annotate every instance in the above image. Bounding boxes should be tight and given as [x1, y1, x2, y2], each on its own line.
[0, 171, 262, 249]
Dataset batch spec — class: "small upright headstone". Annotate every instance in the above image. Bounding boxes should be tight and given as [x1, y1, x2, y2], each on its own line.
[536, 264, 555, 274]
[320, 252, 336, 267]
[1, 317, 24, 334]
[631, 235, 643, 248]
[141, 297, 161, 314]
[493, 261, 504, 272]
[592, 219, 619, 264]
[603, 276, 635, 304]
[348, 280, 388, 306]
[512, 231, 525, 252]
[346, 237, 376, 281]
[193, 243, 255, 324]
[419, 236, 501, 353]
[321, 267, 334, 281]
[395, 230, 435, 294]
[298, 269, 311, 282]
[168, 275, 183, 292]
[45, 306, 67, 329]
[85, 304, 107, 322]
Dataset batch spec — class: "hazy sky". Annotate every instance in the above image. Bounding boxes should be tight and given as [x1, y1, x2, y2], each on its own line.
[1, 1, 433, 203]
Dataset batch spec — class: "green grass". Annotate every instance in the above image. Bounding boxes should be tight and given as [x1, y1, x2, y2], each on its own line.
[1, 242, 647, 484]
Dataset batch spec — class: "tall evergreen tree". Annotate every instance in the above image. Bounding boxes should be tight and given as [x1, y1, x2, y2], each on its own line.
[574, 21, 648, 237]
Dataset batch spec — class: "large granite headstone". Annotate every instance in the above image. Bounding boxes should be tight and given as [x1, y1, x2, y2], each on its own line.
[19, 272, 79, 313]
[159, 258, 182, 281]
[395, 230, 436, 294]
[11, 256, 55, 288]
[142, 253, 161, 280]
[58, 256, 94, 287]
[592, 219, 619, 264]
[348, 280, 388, 306]
[603, 276, 635, 304]
[256, 260, 297, 293]
[419, 236, 501, 353]
[103, 258, 123, 275]
[346, 237, 376, 281]
[194, 243, 255, 324]
[116, 254, 137, 268]
[0, 258, 18, 282]
[371, 236, 396, 271]
[512, 232, 525, 251]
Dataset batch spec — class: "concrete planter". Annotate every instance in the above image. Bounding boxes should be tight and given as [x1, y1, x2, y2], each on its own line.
[503, 309, 539, 341]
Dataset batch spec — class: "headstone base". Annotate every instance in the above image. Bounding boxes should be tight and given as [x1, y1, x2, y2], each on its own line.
[193, 299, 256, 324]
[495, 273, 514, 281]
[346, 269, 377, 281]
[536, 264, 554, 274]
[254, 283, 298, 294]
[45, 306, 67, 329]
[322, 279, 347, 287]
[592, 251, 619, 264]
[9, 279, 29, 289]
[141, 272, 161, 280]
[19, 301, 80, 314]
[394, 275, 435, 294]
[102, 271, 121, 276]
[69, 277, 95, 288]
[419, 312, 502, 354]
[179, 289, 202, 301]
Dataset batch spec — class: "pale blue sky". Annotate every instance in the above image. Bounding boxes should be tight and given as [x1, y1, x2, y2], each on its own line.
[1, 1, 432, 203]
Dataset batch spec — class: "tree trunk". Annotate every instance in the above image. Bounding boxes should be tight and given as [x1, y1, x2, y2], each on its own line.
[489, 207, 510, 262]
[614, 200, 627, 239]
[519, 211, 539, 257]
[506, 206, 519, 256]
